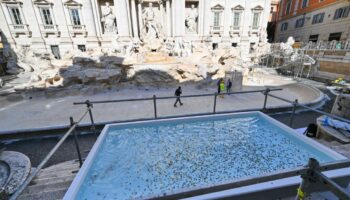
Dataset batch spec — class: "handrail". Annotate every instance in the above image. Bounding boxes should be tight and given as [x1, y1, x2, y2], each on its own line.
[9, 108, 90, 200]
[267, 93, 350, 125]
[73, 88, 283, 105]
[148, 159, 350, 199]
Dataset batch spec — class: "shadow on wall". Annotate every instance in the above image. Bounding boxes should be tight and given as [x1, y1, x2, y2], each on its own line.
[59, 56, 178, 87]
[0, 31, 18, 79]
[58, 56, 127, 87]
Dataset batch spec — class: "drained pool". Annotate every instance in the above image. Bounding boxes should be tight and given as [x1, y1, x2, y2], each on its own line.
[64, 112, 346, 200]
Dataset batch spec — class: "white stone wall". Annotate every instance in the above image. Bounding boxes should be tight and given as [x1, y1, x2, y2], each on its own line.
[0, 0, 270, 57]
[275, 1, 350, 43]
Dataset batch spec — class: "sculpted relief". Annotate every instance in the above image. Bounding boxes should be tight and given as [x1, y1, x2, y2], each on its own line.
[185, 4, 198, 34]
[101, 2, 117, 34]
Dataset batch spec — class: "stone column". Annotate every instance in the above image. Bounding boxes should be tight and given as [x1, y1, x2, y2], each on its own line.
[115, 0, 131, 39]
[90, 0, 102, 37]
[137, 0, 143, 35]
[165, 0, 171, 37]
[159, 0, 165, 28]
[173, 0, 185, 37]
[131, 0, 139, 37]
[202, 0, 210, 37]
[223, 0, 231, 38]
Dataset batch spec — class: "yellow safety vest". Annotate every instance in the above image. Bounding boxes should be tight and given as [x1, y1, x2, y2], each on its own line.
[220, 83, 225, 91]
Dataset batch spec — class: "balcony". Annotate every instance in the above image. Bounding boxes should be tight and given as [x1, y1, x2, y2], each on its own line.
[68, 25, 87, 37]
[229, 26, 242, 37]
[210, 26, 223, 36]
[249, 26, 260, 35]
[40, 24, 61, 37]
[9, 24, 32, 37]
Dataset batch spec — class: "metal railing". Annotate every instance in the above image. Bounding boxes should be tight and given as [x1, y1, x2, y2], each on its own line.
[10, 87, 350, 199]
[73, 88, 283, 123]
[148, 158, 350, 199]
[9, 108, 91, 200]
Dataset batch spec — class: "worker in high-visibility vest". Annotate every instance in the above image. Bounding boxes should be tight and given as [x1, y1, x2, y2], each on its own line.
[219, 79, 225, 98]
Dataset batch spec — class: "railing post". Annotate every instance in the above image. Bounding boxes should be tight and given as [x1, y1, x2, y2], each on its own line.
[213, 93, 217, 114]
[85, 100, 96, 134]
[289, 99, 298, 127]
[296, 158, 319, 200]
[153, 95, 157, 119]
[70, 117, 83, 167]
[262, 88, 270, 112]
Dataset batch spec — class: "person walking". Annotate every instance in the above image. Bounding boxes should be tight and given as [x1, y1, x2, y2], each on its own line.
[226, 79, 232, 94]
[174, 86, 183, 107]
[217, 78, 223, 94]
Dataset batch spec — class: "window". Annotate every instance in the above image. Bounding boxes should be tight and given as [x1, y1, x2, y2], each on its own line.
[9, 7, 23, 25]
[312, 13, 324, 24]
[40, 8, 53, 25]
[232, 43, 237, 47]
[295, 18, 304, 28]
[213, 12, 221, 27]
[50, 45, 61, 59]
[328, 32, 342, 41]
[334, 6, 350, 20]
[252, 12, 261, 28]
[211, 4, 224, 30]
[309, 34, 319, 42]
[281, 22, 288, 31]
[69, 8, 81, 25]
[285, 0, 292, 14]
[78, 45, 86, 52]
[212, 43, 218, 50]
[301, 0, 308, 8]
[233, 12, 241, 27]
[250, 43, 255, 53]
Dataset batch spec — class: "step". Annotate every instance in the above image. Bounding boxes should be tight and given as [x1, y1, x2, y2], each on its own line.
[30, 174, 76, 186]
[43, 160, 79, 172]
[17, 187, 67, 200]
[38, 164, 79, 177]
[21, 180, 72, 196]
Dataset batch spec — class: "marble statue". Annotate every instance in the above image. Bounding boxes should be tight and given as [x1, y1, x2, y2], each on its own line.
[185, 4, 198, 33]
[142, 2, 161, 40]
[101, 2, 117, 34]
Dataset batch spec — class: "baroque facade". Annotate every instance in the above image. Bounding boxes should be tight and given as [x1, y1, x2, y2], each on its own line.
[0, 0, 270, 60]
[275, 0, 350, 43]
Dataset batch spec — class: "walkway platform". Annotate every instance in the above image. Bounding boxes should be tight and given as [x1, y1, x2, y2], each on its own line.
[0, 83, 324, 135]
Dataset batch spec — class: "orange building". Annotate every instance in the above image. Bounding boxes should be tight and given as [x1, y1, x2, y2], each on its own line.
[275, 0, 350, 42]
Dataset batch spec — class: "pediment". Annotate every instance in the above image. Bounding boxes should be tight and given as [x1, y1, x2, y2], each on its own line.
[211, 4, 224, 11]
[232, 5, 244, 10]
[1, 0, 23, 4]
[64, 0, 82, 6]
[252, 5, 264, 10]
[33, 0, 53, 5]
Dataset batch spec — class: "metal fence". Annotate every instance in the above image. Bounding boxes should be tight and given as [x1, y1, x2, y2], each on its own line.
[9, 87, 350, 199]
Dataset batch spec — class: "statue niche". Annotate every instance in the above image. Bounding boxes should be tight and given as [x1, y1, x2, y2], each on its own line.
[100, 1, 117, 34]
[140, 1, 164, 51]
[185, 2, 198, 34]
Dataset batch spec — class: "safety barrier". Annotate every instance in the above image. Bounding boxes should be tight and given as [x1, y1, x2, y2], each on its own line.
[9, 87, 350, 199]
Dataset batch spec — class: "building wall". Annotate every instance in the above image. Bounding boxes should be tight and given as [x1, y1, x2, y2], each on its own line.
[275, 0, 350, 42]
[0, 0, 271, 58]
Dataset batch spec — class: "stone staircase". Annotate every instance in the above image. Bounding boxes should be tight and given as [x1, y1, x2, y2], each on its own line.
[17, 160, 80, 200]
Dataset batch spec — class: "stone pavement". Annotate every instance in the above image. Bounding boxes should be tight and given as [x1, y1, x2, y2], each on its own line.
[0, 83, 322, 133]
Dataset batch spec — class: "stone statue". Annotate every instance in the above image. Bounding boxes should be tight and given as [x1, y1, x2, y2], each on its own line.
[142, 2, 161, 40]
[101, 2, 117, 34]
[185, 4, 198, 33]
